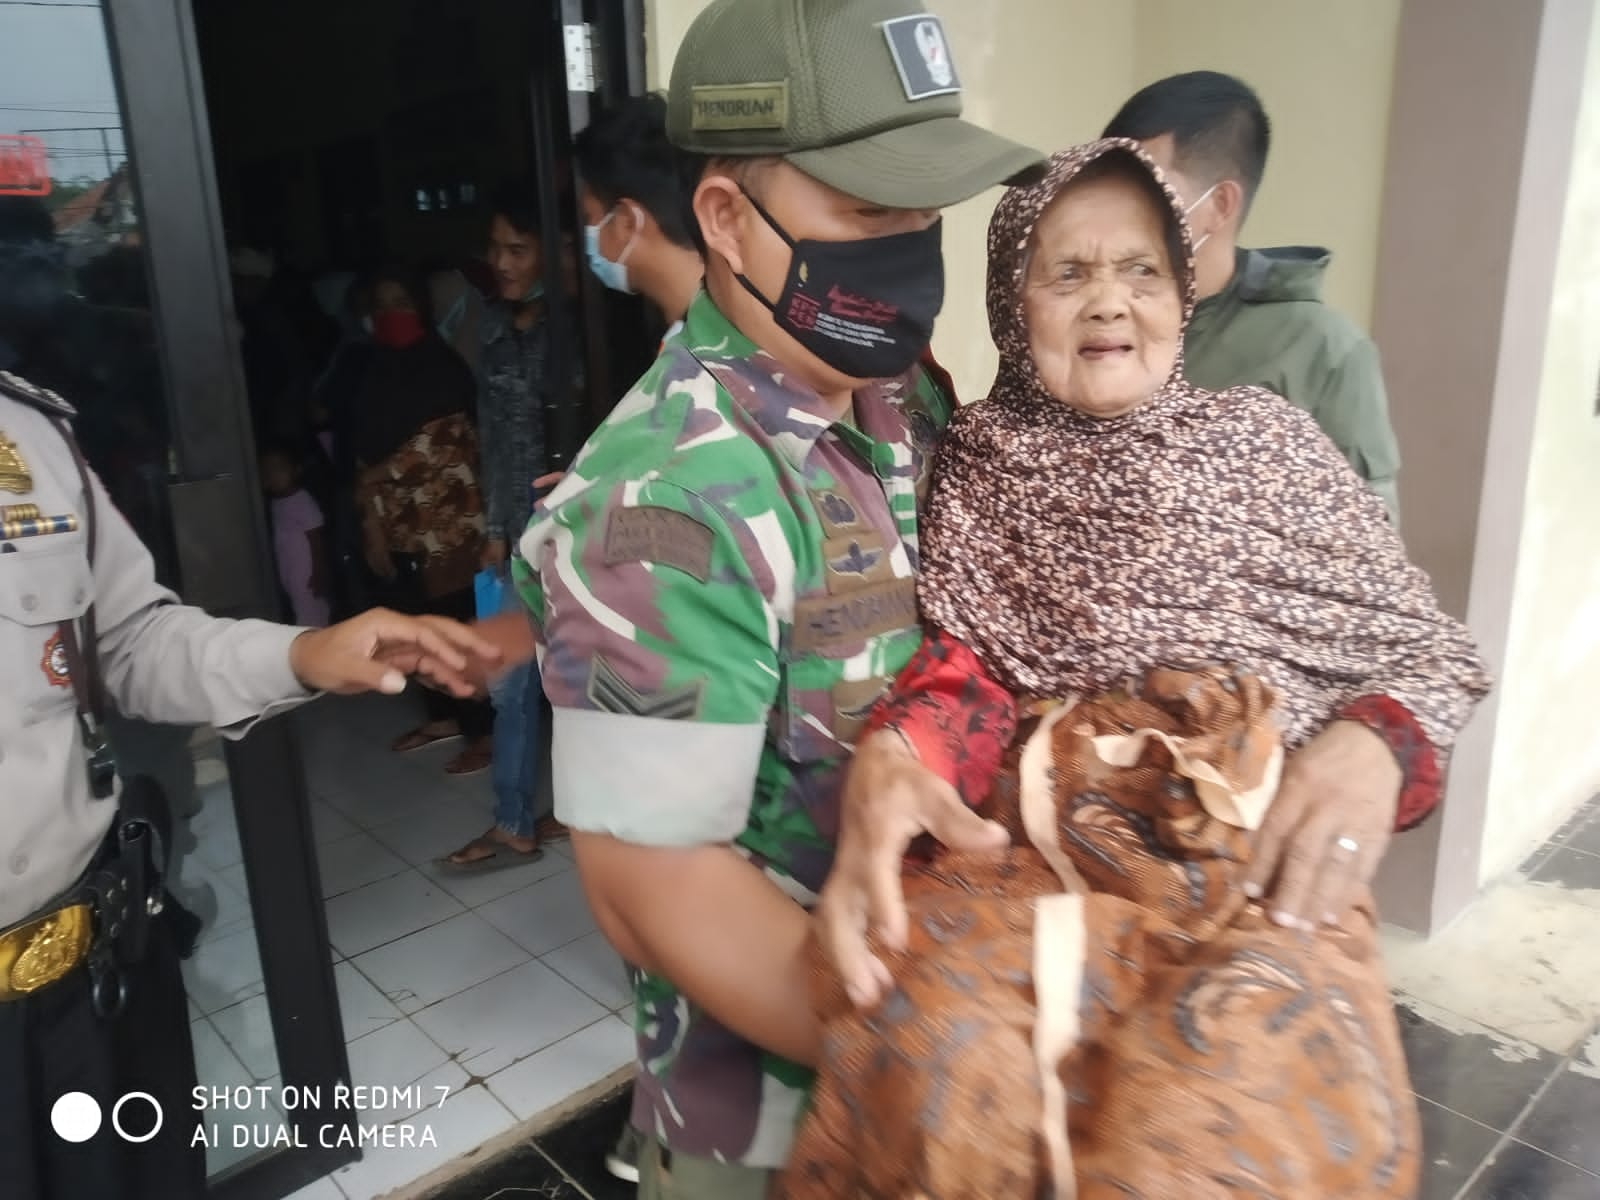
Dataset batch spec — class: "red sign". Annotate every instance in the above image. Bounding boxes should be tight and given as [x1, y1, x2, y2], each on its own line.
[0, 134, 51, 197]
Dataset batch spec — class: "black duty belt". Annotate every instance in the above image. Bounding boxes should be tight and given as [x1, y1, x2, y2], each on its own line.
[0, 776, 169, 1015]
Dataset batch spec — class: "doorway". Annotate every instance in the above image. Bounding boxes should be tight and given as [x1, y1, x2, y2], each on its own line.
[5, 0, 651, 1195]
[178, 0, 651, 1195]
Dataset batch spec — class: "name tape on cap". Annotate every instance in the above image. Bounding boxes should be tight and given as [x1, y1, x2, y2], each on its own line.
[690, 82, 789, 132]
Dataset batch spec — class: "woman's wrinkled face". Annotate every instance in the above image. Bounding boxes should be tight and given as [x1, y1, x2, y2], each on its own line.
[1022, 170, 1182, 420]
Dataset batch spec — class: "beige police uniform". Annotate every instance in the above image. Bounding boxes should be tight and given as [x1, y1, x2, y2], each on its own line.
[0, 371, 312, 1200]
[0, 373, 310, 928]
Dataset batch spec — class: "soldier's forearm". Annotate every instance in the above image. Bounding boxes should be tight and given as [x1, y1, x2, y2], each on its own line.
[572, 832, 822, 1068]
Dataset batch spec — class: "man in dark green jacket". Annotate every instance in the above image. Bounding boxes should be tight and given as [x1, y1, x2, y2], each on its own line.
[1105, 71, 1401, 522]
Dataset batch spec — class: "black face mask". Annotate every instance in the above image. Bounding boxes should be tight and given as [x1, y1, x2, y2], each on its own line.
[735, 190, 944, 381]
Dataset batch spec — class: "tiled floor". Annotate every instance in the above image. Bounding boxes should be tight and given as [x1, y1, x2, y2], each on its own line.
[175, 693, 635, 1194]
[423, 795, 1600, 1200]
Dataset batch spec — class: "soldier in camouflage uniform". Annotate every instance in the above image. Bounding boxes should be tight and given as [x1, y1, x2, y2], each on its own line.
[506, 0, 1040, 1195]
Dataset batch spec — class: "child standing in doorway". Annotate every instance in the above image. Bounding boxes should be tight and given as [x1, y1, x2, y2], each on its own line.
[261, 442, 330, 628]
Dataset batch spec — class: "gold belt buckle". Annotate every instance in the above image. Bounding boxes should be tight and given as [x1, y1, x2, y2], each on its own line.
[0, 903, 93, 1001]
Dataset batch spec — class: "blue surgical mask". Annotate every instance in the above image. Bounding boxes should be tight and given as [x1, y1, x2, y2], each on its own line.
[584, 205, 638, 295]
[436, 288, 468, 341]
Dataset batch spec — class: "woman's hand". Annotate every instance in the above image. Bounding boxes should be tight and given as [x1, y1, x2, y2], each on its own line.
[1243, 720, 1402, 930]
[816, 729, 1010, 1010]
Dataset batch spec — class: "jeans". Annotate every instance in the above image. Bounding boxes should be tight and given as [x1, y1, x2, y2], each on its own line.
[490, 660, 546, 837]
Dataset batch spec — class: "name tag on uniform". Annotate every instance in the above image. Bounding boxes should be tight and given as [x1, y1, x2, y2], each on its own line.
[791, 576, 918, 654]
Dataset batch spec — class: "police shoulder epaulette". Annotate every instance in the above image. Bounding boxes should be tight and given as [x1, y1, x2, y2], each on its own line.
[0, 370, 77, 419]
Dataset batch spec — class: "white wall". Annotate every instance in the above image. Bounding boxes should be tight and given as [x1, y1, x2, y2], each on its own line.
[642, 0, 1400, 406]
[1478, 8, 1600, 883]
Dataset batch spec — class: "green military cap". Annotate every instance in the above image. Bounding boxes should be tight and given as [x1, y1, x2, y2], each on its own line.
[667, 0, 1044, 209]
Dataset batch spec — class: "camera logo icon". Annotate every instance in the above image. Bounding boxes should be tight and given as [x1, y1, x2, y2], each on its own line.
[51, 1091, 164, 1143]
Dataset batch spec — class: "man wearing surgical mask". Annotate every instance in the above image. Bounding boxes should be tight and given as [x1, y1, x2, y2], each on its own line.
[484, 1, 1042, 1193]
[1105, 70, 1402, 523]
[576, 94, 705, 350]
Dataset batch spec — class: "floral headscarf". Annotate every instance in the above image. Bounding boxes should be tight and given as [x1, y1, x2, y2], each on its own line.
[917, 140, 1488, 748]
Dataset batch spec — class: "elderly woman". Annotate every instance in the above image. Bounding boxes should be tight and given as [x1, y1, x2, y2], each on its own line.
[789, 141, 1489, 1199]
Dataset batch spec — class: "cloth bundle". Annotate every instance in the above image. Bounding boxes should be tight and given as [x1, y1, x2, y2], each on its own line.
[779, 666, 1418, 1200]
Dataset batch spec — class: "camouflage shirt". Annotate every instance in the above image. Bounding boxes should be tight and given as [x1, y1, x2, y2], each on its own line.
[513, 292, 949, 1168]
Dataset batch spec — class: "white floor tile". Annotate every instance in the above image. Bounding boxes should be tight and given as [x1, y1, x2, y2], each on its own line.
[184, 862, 253, 940]
[343, 1018, 469, 1126]
[487, 1016, 635, 1122]
[334, 960, 404, 1041]
[183, 923, 266, 1015]
[311, 801, 360, 846]
[318, 831, 409, 899]
[477, 868, 599, 957]
[283, 1175, 344, 1200]
[321, 784, 441, 837]
[314, 751, 443, 822]
[217, 860, 250, 898]
[417, 844, 570, 910]
[193, 757, 229, 788]
[542, 930, 632, 1010]
[191, 1018, 281, 1177]
[193, 808, 244, 873]
[1382, 879, 1600, 1054]
[189, 783, 237, 839]
[411, 959, 607, 1079]
[330, 1082, 516, 1200]
[352, 911, 529, 1015]
[366, 803, 499, 868]
[192, 1014, 253, 1089]
[209, 993, 280, 1081]
[325, 871, 464, 958]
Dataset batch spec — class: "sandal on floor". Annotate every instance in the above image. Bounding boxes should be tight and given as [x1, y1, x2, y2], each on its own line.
[534, 815, 570, 843]
[438, 834, 544, 872]
[444, 742, 494, 775]
[390, 726, 461, 754]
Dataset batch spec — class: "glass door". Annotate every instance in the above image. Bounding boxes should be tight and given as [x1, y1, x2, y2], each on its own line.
[3, 2, 355, 1194]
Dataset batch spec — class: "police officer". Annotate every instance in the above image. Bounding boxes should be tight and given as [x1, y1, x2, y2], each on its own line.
[0, 369, 496, 1199]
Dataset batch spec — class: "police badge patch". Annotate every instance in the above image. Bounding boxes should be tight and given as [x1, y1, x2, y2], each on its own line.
[881, 14, 961, 101]
[40, 629, 71, 689]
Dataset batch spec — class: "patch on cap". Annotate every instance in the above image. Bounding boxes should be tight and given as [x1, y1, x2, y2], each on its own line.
[690, 82, 789, 132]
[881, 14, 961, 101]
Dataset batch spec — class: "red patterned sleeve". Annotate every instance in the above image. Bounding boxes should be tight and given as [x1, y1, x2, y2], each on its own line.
[1335, 695, 1443, 832]
[863, 628, 1019, 808]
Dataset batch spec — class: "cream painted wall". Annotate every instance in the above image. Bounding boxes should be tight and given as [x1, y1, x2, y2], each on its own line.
[1132, 0, 1402, 331]
[1477, 11, 1600, 884]
[642, 0, 1400, 404]
[916, 0, 1134, 405]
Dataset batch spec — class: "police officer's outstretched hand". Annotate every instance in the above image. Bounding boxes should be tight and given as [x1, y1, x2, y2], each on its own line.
[288, 608, 502, 698]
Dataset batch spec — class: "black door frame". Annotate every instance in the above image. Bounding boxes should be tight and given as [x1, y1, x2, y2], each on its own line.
[101, 1, 356, 1195]
[558, 0, 653, 447]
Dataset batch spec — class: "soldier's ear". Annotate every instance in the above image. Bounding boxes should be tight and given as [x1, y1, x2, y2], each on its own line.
[693, 172, 749, 274]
